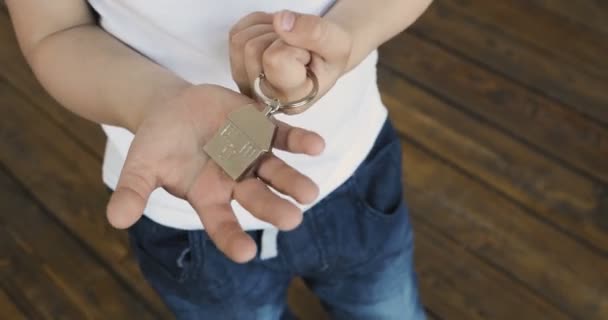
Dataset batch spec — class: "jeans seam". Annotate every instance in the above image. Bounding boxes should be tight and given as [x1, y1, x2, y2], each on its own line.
[309, 206, 330, 273]
[185, 230, 203, 281]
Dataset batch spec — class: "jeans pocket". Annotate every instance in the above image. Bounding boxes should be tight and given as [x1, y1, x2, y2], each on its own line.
[350, 137, 405, 221]
[128, 216, 199, 283]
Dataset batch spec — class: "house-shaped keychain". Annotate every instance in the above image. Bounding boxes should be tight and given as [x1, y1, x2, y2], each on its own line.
[203, 104, 276, 181]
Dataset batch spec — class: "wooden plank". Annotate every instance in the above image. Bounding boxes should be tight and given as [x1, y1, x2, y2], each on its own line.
[288, 278, 329, 320]
[411, 1, 608, 125]
[0, 168, 158, 319]
[425, 309, 442, 320]
[402, 139, 608, 319]
[1, 245, 87, 319]
[447, 0, 608, 77]
[380, 69, 608, 317]
[379, 34, 608, 182]
[426, 309, 441, 320]
[378, 69, 608, 254]
[0, 288, 26, 320]
[412, 220, 570, 320]
[0, 10, 105, 159]
[527, 0, 608, 35]
[0, 79, 173, 319]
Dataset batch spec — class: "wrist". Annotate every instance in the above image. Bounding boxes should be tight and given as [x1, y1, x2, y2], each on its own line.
[125, 80, 191, 133]
[321, 15, 365, 73]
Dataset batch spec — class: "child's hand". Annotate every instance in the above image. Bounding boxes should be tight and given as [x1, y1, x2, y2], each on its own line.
[107, 84, 325, 263]
[229, 10, 352, 104]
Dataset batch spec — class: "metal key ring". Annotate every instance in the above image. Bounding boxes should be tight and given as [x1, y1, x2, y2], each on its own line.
[253, 69, 319, 115]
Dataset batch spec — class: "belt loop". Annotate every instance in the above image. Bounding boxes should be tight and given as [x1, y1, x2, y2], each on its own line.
[260, 228, 279, 260]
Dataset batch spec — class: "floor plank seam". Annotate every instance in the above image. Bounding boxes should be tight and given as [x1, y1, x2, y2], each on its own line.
[421, 3, 608, 82]
[378, 64, 608, 187]
[424, 306, 443, 320]
[415, 216, 577, 319]
[525, 1, 608, 38]
[467, 248, 580, 319]
[0, 282, 44, 319]
[0, 164, 164, 319]
[0, 76, 104, 161]
[406, 30, 608, 129]
[397, 132, 608, 259]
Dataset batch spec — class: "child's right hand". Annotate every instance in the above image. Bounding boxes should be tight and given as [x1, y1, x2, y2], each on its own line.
[106, 84, 325, 263]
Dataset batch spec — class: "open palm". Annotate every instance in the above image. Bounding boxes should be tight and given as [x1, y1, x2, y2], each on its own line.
[106, 84, 325, 262]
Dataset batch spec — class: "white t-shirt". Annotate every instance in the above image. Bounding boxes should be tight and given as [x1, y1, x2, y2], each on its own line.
[89, 0, 388, 230]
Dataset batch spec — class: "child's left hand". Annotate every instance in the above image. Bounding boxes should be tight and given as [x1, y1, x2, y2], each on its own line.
[229, 10, 353, 105]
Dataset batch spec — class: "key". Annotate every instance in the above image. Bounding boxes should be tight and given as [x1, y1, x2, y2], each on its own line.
[203, 70, 319, 181]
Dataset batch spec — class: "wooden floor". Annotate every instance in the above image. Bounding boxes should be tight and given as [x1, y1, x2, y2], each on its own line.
[1, 1, 607, 319]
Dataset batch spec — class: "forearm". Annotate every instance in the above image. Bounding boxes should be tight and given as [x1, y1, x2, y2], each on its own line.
[24, 24, 188, 132]
[324, 0, 433, 71]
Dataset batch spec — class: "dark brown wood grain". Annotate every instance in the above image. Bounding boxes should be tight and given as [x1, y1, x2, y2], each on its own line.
[288, 279, 329, 320]
[412, 0, 608, 125]
[0, 169, 157, 319]
[449, 0, 608, 77]
[378, 69, 608, 255]
[527, 0, 608, 35]
[0, 79, 173, 319]
[0, 247, 88, 319]
[400, 137, 608, 318]
[411, 220, 570, 320]
[379, 34, 608, 183]
[0, 288, 26, 320]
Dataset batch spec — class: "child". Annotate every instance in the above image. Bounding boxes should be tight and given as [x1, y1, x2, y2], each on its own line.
[7, 0, 432, 318]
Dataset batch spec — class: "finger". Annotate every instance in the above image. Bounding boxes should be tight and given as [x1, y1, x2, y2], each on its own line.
[273, 120, 325, 155]
[256, 154, 319, 205]
[263, 39, 311, 98]
[188, 161, 257, 263]
[243, 32, 278, 93]
[229, 11, 273, 37]
[107, 162, 158, 229]
[229, 24, 274, 95]
[200, 203, 257, 264]
[233, 178, 303, 231]
[273, 10, 351, 63]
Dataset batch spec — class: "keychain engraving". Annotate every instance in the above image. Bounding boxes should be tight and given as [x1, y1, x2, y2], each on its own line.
[203, 104, 277, 180]
[204, 70, 319, 181]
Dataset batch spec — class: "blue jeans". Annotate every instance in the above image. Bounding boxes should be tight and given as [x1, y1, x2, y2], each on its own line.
[128, 119, 425, 319]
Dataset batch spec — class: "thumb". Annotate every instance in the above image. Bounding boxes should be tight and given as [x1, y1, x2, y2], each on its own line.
[273, 10, 350, 63]
[106, 165, 157, 229]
